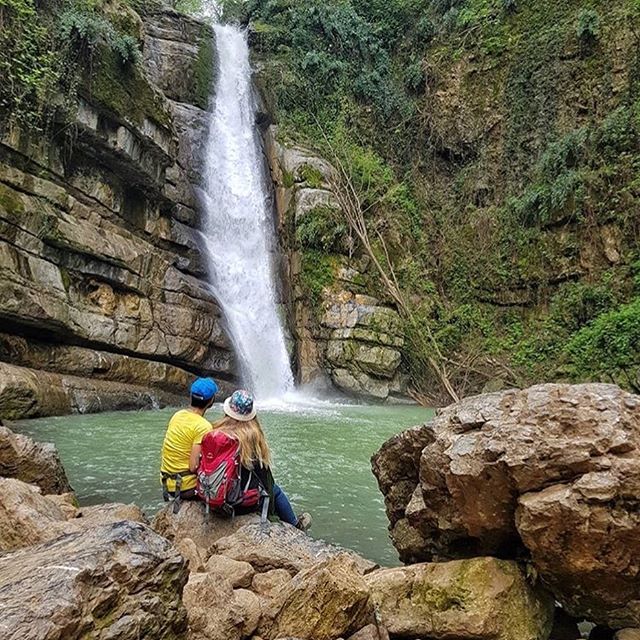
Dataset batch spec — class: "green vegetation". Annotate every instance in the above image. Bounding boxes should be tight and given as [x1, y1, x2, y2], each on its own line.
[231, 0, 640, 400]
[0, 0, 158, 132]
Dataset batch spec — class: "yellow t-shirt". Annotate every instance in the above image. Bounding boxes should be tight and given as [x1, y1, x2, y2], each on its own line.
[161, 409, 211, 492]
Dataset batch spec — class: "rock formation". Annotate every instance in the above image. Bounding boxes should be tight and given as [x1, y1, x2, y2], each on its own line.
[0, 4, 235, 420]
[263, 129, 408, 402]
[0, 521, 188, 639]
[373, 383, 640, 628]
[366, 557, 554, 640]
[0, 424, 72, 493]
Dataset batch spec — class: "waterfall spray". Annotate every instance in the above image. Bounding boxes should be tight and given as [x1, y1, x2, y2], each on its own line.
[200, 25, 294, 400]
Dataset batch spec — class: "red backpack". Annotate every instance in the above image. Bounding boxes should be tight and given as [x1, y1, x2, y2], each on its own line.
[196, 430, 264, 516]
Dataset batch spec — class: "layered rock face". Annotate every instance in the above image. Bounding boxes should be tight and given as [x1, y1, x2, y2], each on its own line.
[0, 521, 188, 640]
[373, 383, 640, 628]
[0, 6, 235, 420]
[264, 128, 407, 402]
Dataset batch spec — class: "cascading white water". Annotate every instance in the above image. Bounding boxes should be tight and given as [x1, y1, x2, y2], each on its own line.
[200, 24, 294, 400]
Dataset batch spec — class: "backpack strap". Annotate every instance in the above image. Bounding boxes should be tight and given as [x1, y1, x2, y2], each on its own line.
[161, 470, 194, 514]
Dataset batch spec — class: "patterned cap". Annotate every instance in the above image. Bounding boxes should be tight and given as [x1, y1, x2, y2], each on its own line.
[223, 389, 257, 422]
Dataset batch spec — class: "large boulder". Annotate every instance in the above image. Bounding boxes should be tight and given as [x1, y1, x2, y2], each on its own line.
[0, 477, 151, 552]
[152, 500, 259, 553]
[372, 383, 640, 627]
[212, 522, 377, 575]
[0, 478, 69, 551]
[0, 521, 188, 639]
[366, 557, 554, 640]
[0, 425, 72, 494]
[262, 555, 375, 640]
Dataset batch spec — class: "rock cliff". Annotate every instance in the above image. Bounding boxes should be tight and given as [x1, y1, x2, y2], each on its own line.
[263, 129, 409, 402]
[0, 5, 235, 419]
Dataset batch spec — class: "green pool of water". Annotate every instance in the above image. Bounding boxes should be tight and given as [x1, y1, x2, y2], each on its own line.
[14, 400, 433, 565]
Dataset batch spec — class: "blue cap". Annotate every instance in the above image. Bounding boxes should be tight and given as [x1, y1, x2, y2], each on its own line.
[190, 377, 218, 402]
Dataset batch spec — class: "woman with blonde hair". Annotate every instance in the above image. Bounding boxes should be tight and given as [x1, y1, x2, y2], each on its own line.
[209, 389, 311, 530]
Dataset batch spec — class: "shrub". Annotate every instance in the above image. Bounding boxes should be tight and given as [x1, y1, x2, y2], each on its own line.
[566, 298, 640, 391]
[576, 9, 600, 47]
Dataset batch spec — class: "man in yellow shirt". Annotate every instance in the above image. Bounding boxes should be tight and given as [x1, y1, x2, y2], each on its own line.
[161, 377, 218, 512]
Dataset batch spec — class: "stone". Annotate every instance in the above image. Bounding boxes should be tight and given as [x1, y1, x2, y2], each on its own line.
[213, 522, 377, 575]
[0, 478, 69, 551]
[373, 383, 640, 627]
[74, 502, 148, 526]
[347, 624, 386, 640]
[264, 556, 375, 640]
[182, 572, 243, 640]
[0, 521, 188, 639]
[0, 425, 72, 494]
[45, 491, 79, 519]
[205, 554, 256, 588]
[152, 500, 260, 553]
[331, 368, 389, 401]
[0, 362, 183, 419]
[251, 568, 293, 598]
[366, 557, 554, 640]
[615, 631, 640, 640]
[234, 588, 263, 637]
[176, 537, 206, 572]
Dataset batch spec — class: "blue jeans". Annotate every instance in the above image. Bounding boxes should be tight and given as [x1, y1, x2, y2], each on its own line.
[273, 484, 297, 525]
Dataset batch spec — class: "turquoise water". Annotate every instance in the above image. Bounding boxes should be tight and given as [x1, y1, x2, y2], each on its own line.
[14, 401, 432, 565]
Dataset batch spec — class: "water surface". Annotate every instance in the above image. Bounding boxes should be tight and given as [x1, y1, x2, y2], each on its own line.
[15, 401, 432, 565]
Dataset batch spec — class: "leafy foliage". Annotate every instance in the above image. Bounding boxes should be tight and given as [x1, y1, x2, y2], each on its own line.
[0, 0, 147, 131]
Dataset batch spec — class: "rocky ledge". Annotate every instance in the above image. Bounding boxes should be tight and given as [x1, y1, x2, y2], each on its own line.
[373, 382, 640, 630]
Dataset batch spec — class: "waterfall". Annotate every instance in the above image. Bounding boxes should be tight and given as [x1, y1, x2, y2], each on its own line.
[200, 24, 294, 400]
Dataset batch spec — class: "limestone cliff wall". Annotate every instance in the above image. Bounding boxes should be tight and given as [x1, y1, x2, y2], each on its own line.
[0, 7, 236, 419]
[263, 127, 409, 403]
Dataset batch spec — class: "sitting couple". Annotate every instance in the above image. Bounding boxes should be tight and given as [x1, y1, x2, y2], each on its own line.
[160, 377, 311, 531]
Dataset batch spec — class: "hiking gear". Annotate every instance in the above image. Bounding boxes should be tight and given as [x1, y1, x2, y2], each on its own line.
[223, 389, 256, 422]
[161, 409, 210, 493]
[196, 430, 269, 521]
[295, 512, 312, 532]
[161, 470, 195, 514]
[190, 377, 218, 402]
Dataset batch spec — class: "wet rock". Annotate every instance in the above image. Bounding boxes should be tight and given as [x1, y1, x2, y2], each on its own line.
[0, 425, 72, 494]
[0, 521, 188, 639]
[205, 554, 256, 588]
[213, 522, 377, 575]
[152, 500, 259, 553]
[263, 555, 375, 640]
[366, 557, 554, 640]
[373, 383, 640, 627]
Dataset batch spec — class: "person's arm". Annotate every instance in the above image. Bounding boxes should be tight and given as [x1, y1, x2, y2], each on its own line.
[189, 444, 201, 473]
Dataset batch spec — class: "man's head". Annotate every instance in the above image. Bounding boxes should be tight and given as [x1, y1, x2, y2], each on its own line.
[190, 377, 218, 411]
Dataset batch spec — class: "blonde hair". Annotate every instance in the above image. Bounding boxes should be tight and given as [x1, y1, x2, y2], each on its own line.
[211, 416, 272, 469]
